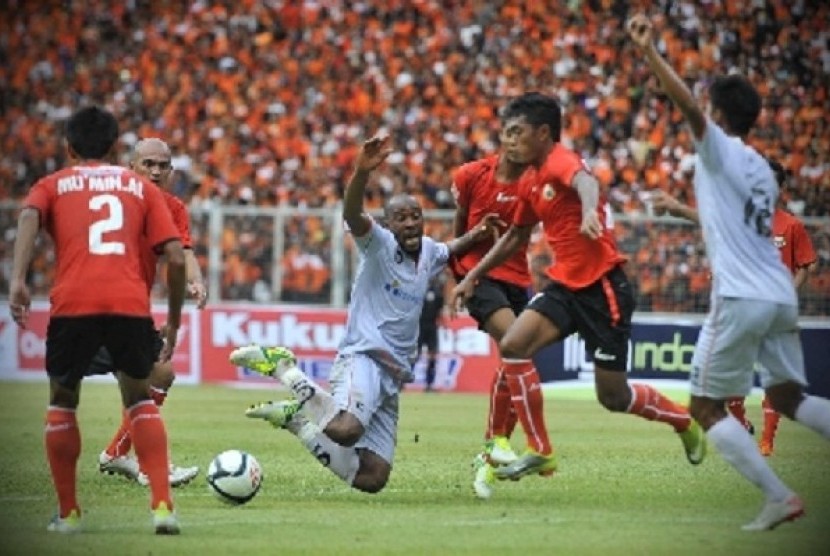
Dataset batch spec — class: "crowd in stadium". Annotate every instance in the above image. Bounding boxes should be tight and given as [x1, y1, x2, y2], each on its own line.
[1, 0, 828, 313]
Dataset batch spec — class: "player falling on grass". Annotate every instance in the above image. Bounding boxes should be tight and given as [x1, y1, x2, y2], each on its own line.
[96, 138, 205, 487]
[451, 149, 555, 499]
[450, 92, 706, 481]
[651, 160, 818, 458]
[229, 135, 502, 493]
[8, 106, 185, 534]
[627, 14, 830, 530]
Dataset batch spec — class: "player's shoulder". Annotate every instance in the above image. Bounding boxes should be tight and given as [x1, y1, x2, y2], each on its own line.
[162, 189, 186, 211]
[455, 155, 498, 183]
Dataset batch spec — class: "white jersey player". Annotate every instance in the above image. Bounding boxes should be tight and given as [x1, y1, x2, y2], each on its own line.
[230, 135, 502, 493]
[628, 13, 830, 532]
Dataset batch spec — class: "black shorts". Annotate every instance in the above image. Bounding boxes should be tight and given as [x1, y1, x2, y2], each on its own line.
[418, 323, 438, 354]
[527, 265, 634, 371]
[464, 277, 529, 330]
[86, 331, 164, 376]
[46, 315, 159, 387]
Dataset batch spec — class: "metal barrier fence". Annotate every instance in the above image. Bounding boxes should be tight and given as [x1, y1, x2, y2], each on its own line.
[1, 202, 828, 315]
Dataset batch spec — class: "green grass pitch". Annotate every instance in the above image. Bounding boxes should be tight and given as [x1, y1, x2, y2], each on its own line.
[0, 381, 828, 555]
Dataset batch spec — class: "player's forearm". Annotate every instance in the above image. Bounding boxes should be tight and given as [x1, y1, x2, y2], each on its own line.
[164, 242, 187, 328]
[11, 208, 39, 283]
[574, 171, 599, 215]
[462, 226, 528, 282]
[793, 263, 815, 290]
[184, 249, 203, 285]
[642, 43, 706, 139]
[343, 168, 372, 236]
[672, 204, 700, 223]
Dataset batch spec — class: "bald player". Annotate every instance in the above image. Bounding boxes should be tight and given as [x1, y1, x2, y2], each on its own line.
[229, 135, 502, 493]
[96, 138, 206, 487]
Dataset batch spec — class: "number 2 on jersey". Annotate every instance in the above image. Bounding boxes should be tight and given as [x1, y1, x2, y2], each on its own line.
[89, 194, 125, 255]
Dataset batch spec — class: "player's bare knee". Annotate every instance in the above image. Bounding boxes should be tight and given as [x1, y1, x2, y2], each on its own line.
[499, 335, 530, 360]
[765, 382, 804, 419]
[49, 382, 80, 409]
[353, 454, 390, 493]
[596, 389, 630, 413]
[324, 413, 365, 446]
[150, 361, 175, 390]
[689, 397, 725, 430]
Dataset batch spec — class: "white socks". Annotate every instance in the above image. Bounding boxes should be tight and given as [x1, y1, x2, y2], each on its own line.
[794, 396, 830, 439]
[281, 367, 339, 428]
[289, 418, 360, 485]
[707, 416, 793, 503]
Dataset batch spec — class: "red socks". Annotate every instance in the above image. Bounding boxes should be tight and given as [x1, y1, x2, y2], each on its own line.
[45, 407, 81, 518]
[104, 387, 168, 458]
[128, 401, 173, 510]
[502, 359, 552, 455]
[627, 383, 691, 433]
[726, 397, 751, 430]
[761, 396, 781, 442]
[485, 369, 516, 438]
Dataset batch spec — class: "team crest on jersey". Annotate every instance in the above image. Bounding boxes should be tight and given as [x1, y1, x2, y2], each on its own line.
[542, 183, 555, 200]
[774, 235, 786, 249]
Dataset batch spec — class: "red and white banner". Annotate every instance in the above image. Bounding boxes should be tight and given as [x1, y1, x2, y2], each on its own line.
[0, 302, 498, 392]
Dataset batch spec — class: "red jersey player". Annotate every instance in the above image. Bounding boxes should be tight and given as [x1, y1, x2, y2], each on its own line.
[651, 158, 817, 456]
[95, 138, 206, 487]
[451, 92, 705, 479]
[8, 106, 186, 534]
[451, 151, 554, 499]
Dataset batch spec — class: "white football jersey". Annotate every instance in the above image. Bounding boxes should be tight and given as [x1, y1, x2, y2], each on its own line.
[339, 220, 450, 378]
[693, 120, 796, 305]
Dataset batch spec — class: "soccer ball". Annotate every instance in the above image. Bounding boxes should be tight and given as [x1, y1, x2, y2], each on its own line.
[206, 450, 263, 505]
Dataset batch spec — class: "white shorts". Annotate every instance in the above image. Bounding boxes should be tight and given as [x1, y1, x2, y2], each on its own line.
[690, 297, 806, 399]
[329, 353, 400, 464]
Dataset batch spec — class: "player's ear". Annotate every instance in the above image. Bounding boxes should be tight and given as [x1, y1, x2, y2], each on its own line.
[64, 139, 79, 161]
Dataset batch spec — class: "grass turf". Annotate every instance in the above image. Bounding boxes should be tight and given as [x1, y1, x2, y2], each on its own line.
[0, 381, 828, 555]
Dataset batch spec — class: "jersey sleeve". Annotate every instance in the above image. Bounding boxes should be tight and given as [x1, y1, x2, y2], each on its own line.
[451, 164, 472, 209]
[790, 219, 818, 268]
[23, 177, 54, 221]
[550, 149, 590, 189]
[427, 239, 451, 278]
[693, 118, 727, 170]
[144, 182, 180, 249]
[352, 217, 395, 257]
[167, 195, 193, 249]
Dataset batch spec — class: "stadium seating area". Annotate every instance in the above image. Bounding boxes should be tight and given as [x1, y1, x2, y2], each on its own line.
[1, 1, 828, 313]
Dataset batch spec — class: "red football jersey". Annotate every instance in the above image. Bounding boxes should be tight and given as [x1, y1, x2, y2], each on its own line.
[514, 144, 626, 289]
[140, 190, 193, 290]
[773, 208, 816, 275]
[451, 154, 532, 287]
[24, 164, 180, 317]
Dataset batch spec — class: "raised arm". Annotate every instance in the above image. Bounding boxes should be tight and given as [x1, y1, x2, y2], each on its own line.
[9, 207, 40, 328]
[343, 135, 393, 238]
[627, 14, 706, 140]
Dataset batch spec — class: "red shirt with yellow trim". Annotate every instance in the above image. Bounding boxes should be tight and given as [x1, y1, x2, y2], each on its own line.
[513, 144, 626, 290]
[451, 154, 532, 287]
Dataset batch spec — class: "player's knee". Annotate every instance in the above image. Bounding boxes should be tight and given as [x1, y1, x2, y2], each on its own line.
[595, 385, 630, 412]
[353, 457, 390, 494]
[499, 334, 530, 360]
[49, 384, 80, 409]
[689, 397, 725, 430]
[765, 382, 804, 419]
[150, 361, 175, 390]
[325, 413, 365, 447]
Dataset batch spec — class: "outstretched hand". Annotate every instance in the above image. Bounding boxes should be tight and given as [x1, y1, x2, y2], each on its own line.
[469, 213, 507, 244]
[650, 190, 682, 216]
[626, 14, 654, 49]
[355, 135, 394, 173]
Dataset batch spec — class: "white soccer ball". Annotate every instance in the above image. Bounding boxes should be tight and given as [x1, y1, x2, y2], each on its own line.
[206, 450, 263, 505]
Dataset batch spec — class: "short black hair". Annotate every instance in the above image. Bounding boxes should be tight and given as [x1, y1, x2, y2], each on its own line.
[501, 92, 562, 142]
[766, 157, 787, 189]
[708, 75, 761, 136]
[65, 106, 119, 159]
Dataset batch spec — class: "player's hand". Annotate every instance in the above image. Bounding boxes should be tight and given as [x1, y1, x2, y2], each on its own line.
[626, 14, 654, 49]
[448, 278, 475, 319]
[355, 135, 394, 172]
[9, 279, 31, 328]
[580, 211, 602, 240]
[187, 280, 208, 309]
[158, 323, 179, 362]
[469, 213, 507, 243]
[649, 190, 681, 216]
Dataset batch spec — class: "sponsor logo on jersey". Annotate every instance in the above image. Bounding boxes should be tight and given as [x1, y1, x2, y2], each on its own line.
[496, 191, 517, 203]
